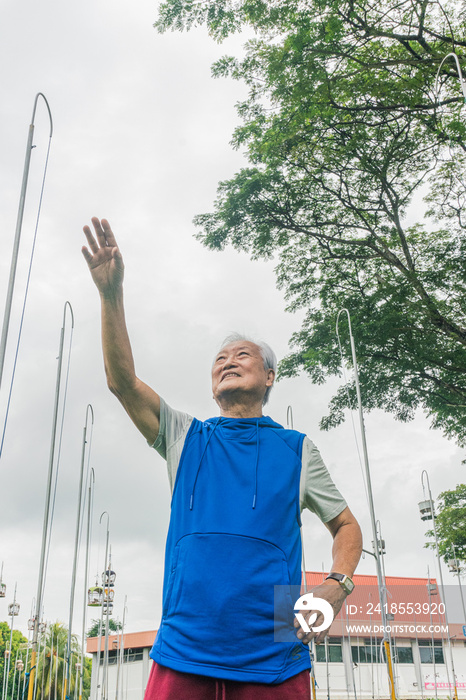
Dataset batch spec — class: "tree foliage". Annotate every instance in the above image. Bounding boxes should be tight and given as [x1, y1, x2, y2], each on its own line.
[33, 622, 91, 700]
[425, 483, 466, 562]
[0, 622, 91, 700]
[87, 618, 121, 639]
[0, 622, 28, 700]
[156, 0, 466, 444]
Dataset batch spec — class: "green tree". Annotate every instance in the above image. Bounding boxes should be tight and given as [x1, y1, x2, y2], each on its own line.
[425, 484, 466, 562]
[29, 622, 91, 700]
[156, 0, 466, 444]
[0, 623, 28, 700]
[86, 618, 121, 639]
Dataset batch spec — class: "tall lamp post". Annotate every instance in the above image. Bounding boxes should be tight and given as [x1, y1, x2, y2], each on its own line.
[418, 470, 458, 700]
[337, 308, 397, 700]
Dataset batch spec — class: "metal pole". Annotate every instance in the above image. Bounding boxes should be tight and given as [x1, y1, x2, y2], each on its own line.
[451, 544, 466, 622]
[64, 406, 94, 700]
[3, 584, 18, 700]
[337, 308, 397, 700]
[95, 514, 109, 700]
[102, 550, 112, 700]
[0, 93, 53, 393]
[80, 469, 95, 700]
[421, 470, 458, 700]
[427, 568, 438, 700]
[11, 651, 18, 700]
[28, 302, 74, 700]
[114, 597, 127, 700]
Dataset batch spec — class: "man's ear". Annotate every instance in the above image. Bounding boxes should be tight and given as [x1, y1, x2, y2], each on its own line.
[266, 369, 275, 386]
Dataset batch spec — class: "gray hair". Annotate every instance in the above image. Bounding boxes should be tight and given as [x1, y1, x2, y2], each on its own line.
[216, 332, 277, 405]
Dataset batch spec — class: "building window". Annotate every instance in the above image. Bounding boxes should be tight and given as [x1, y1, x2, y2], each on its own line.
[393, 646, 414, 664]
[99, 649, 144, 665]
[351, 640, 414, 665]
[351, 640, 382, 664]
[418, 639, 444, 664]
[315, 638, 343, 663]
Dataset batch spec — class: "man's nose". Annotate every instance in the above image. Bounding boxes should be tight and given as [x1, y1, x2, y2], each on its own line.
[223, 357, 237, 369]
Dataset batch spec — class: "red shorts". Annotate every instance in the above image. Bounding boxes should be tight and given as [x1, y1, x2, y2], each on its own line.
[144, 662, 311, 700]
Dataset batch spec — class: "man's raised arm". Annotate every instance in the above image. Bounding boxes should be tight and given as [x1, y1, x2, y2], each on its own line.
[82, 217, 161, 444]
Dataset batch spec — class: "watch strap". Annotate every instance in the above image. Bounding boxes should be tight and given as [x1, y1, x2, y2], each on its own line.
[325, 572, 355, 594]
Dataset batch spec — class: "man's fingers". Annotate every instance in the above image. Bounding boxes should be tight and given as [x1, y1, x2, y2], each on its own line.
[83, 225, 99, 254]
[295, 608, 325, 643]
[81, 246, 93, 264]
[101, 218, 118, 247]
[91, 217, 108, 246]
[90, 216, 118, 249]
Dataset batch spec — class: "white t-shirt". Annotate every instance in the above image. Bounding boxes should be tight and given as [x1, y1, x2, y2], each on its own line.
[150, 397, 347, 522]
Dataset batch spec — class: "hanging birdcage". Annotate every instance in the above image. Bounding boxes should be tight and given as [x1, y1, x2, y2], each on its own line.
[102, 602, 113, 615]
[448, 558, 461, 572]
[8, 602, 20, 616]
[16, 660, 24, 672]
[88, 586, 103, 607]
[427, 582, 438, 595]
[4, 650, 10, 658]
[28, 616, 36, 631]
[103, 588, 114, 603]
[75, 663, 82, 671]
[418, 500, 434, 521]
[39, 622, 47, 635]
[102, 569, 116, 587]
[0, 582, 6, 598]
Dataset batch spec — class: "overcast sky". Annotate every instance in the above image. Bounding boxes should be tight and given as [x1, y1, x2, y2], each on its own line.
[0, 0, 464, 643]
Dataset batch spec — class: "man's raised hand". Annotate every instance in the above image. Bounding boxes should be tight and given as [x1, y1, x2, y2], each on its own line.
[82, 217, 124, 296]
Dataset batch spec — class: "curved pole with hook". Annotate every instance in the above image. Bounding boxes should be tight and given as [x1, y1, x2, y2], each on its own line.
[434, 53, 466, 105]
[28, 302, 74, 700]
[0, 93, 53, 394]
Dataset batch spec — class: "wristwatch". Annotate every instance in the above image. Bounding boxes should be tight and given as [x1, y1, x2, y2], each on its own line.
[325, 572, 355, 595]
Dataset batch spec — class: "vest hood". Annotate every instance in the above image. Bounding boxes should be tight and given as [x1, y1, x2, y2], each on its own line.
[190, 415, 284, 511]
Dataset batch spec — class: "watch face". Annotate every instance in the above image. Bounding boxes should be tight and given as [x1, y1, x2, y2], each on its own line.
[327, 573, 354, 594]
[342, 577, 355, 594]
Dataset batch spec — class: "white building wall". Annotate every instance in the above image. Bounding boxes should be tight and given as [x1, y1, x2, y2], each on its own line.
[89, 656, 150, 700]
[314, 637, 466, 700]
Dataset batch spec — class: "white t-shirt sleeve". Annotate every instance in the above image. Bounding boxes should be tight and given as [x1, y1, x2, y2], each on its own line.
[299, 436, 347, 522]
[148, 397, 193, 493]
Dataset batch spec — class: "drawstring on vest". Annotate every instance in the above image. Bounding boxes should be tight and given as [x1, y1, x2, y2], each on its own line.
[189, 417, 221, 510]
[252, 419, 259, 509]
[190, 417, 262, 511]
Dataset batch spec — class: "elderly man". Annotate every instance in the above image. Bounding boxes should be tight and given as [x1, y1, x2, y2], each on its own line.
[82, 217, 362, 700]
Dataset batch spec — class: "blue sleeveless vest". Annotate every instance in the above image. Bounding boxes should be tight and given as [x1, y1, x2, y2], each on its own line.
[150, 415, 311, 683]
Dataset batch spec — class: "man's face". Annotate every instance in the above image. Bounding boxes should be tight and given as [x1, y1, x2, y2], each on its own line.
[211, 340, 274, 408]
